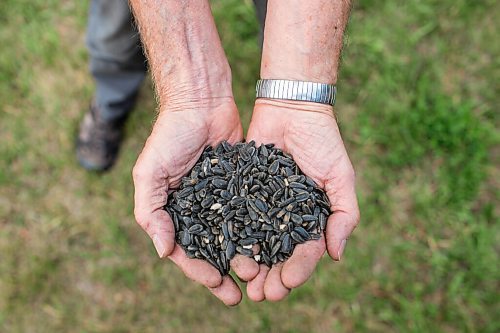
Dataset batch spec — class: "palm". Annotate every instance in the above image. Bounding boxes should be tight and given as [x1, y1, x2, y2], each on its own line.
[133, 102, 257, 306]
[248, 105, 351, 186]
[245, 101, 359, 301]
[143, 106, 243, 189]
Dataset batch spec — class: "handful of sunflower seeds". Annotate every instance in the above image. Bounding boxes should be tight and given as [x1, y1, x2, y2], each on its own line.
[165, 141, 331, 275]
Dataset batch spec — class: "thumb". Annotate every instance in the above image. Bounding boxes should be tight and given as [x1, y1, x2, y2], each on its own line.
[132, 150, 175, 258]
[324, 161, 360, 261]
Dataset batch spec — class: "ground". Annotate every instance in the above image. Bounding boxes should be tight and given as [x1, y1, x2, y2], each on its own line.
[0, 0, 498, 332]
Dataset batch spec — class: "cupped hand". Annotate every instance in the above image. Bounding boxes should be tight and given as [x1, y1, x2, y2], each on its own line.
[132, 99, 258, 305]
[245, 98, 360, 302]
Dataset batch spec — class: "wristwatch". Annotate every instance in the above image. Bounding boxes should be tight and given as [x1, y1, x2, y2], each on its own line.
[256, 79, 336, 106]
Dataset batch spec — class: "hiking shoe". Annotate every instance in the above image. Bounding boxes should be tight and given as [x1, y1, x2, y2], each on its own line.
[76, 103, 124, 171]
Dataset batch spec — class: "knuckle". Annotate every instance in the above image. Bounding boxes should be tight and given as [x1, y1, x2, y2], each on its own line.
[351, 208, 361, 228]
[132, 163, 145, 182]
[134, 209, 150, 230]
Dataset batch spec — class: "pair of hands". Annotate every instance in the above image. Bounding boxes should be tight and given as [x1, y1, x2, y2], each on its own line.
[132, 96, 359, 305]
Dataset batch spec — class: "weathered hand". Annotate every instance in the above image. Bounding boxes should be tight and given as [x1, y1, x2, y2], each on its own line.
[132, 99, 258, 305]
[245, 99, 360, 301]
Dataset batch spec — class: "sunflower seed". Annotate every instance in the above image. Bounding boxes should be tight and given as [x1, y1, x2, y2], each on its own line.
[240, 237, 258, 246]
[290, 213, 303, 224]
[165, 140, 331, 273]
[295, 227, 311, 240]
[268, 160, 279, 175]
[210, 203, 222, 210]
[254, 198, 268, 212]
[226, 241, 236, 260]
[188, 224, 203, 234]
[302, 214, 317, 222]
[281, 234, 292, 253]
[212, 178, 228, 189]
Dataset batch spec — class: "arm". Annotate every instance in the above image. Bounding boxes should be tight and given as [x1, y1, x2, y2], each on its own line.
[129, 0, 257, 306]
[130, 0, 232, 108]
[261, 0, 350, 84]
[246, 0, 359, 301]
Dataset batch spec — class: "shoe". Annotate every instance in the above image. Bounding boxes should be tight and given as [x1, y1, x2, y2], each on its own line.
[76, 102, 124, 171]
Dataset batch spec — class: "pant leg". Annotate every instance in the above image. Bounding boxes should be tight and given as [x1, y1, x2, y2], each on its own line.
[253, 0, 268, 46]
[86, 0, 146, 123]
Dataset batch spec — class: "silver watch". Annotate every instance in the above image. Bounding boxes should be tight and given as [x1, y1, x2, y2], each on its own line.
[256, 79, 336, 106]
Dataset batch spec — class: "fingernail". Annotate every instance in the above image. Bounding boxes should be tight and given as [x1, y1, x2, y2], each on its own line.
[337, 239, 347, 261]
[153, 234, 167, 258]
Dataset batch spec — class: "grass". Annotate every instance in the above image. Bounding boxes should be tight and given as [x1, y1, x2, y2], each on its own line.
[0, 0, 498, 332]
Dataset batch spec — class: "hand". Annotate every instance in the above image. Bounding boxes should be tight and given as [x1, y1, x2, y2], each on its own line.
[132, 98, 259, 306]
[245, 98, 360, 301]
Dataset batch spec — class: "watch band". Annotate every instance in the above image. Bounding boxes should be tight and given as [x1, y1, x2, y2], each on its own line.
[256, 79, 336, 106]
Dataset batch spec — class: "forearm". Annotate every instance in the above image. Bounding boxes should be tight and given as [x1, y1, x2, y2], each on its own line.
[129, 0, 232, 108]
[261, 0, 351, 84]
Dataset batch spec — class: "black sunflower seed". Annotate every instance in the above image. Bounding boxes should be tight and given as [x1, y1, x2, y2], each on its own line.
[212, 178, 228, 189]
[302, 214, 317, 222]
[281, 234, 292, 253]
[268, 160, 279, 175]
[165, 140, 331, 274]
[188, 224, 203, 234]
[225, 241, 236, 260]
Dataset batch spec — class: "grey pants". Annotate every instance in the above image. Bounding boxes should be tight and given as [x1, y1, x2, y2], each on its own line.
[87, 0, 267, 123]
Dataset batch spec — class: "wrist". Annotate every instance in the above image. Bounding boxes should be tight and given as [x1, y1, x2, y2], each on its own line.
[254, 98, 335, 118]
[160, 93, 236, 115]
[260, 64, 339, 85]
[157, 60, 233, 108]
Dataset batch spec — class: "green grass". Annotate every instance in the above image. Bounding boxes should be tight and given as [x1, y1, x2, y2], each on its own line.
[0, 0, 498, 332]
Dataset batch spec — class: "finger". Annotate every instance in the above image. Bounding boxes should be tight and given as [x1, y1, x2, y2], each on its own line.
[264, 263, 290, 302]
[281, 237, 326, 289]
[168, 245, 222, 288]
[208, 275, 242, 306]
[325, 211, 358, 261]
[133, 150, 175, 258]
[230, 254, 259, 282]
[246, 264, 270, 302]
[325, 161, 360, 261]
